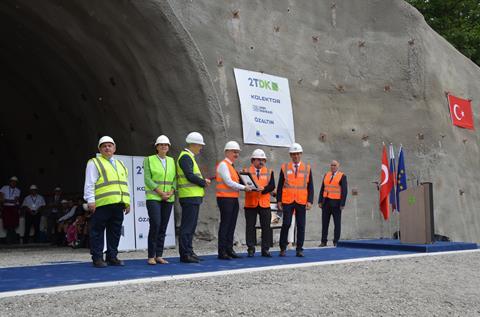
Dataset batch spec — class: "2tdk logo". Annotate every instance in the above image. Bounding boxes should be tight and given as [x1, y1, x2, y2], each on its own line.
[248, 77, 279, 91]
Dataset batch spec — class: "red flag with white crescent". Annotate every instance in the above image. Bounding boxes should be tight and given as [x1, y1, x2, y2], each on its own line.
[447, 94, 475, 130]
[379, 144, 393, 220]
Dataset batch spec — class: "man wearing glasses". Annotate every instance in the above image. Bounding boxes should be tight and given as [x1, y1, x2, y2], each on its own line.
[318, 160, 348, 247]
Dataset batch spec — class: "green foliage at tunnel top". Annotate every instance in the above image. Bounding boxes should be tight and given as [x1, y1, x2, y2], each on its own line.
[407, 0, 480, 66]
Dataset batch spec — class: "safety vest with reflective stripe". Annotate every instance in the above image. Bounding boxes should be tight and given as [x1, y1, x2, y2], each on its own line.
[216, 159, 240, 198]
[176, 150, 205, 198]
[144, 155, 176, 202]
[245, 165, 272, 208]
[322, 171, 344, 200]
[281, 161, 310, 205]
[91, 156, 130, 207]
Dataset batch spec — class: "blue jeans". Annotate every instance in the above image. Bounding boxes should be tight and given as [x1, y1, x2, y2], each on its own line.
[146, 200, 173, 258]
[279, 203, 306, 251]
[89, 203, 124, 261]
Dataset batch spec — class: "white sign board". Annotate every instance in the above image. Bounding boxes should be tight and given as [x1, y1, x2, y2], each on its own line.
[110, 154, 137, 252]
[234, 68, 295, 147]
[133, 156, 176, 249]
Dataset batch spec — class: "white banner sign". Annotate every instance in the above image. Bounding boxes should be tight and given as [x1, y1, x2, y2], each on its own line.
[234, 68, 295, 147]
[110, 154, 136, 252]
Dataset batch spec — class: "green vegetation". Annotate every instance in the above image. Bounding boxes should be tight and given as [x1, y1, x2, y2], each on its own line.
[407, 0, 480, 65]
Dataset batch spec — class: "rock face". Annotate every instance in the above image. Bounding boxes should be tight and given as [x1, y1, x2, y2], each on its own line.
[0, 0, 479, 242]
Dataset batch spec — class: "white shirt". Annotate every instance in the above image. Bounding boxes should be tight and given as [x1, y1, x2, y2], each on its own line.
[22, 194, 46, 212]
[83, 155, 130, 204]
[217, 158, 245, 191]
[0, 185, 21, 206]
[157, 155, 167, 169]
[58, 206, 77, 223]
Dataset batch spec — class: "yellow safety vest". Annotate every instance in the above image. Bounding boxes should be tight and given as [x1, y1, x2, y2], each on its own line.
[144, 155, 176, 202]
[91, 156, 130, 207]
[176, 150, 205, 198]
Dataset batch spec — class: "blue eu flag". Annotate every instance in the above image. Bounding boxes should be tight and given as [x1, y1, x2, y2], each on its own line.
[396, 146, 407, 212]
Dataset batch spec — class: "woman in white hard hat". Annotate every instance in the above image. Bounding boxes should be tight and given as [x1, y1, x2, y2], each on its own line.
[144, 135, 176, 265]
[215, 140, 253, 260]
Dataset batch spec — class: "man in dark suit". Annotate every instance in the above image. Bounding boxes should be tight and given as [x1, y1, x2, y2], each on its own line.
[318, 160, 347, 247]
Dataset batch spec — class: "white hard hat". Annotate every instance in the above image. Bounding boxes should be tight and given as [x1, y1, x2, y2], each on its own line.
[289, 143, 303, 153]
[30, 185, 38, 190]
[98, 136, 115, 148]
[185, 132, 205, 145]
[155, 135, 171, 146]
[224, 141, 241, 151]
[54, 187, 61, 191]
[251, 149, 267, 159]
[10, 176, 18, 182]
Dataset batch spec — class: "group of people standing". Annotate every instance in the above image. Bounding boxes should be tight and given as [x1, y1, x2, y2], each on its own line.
[83, 133, 347, 268]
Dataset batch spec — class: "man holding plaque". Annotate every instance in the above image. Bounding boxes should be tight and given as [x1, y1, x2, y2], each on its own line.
[277, 143, 314, 257]
[216, 141, 252, 260]
[244, 149, 275, 257]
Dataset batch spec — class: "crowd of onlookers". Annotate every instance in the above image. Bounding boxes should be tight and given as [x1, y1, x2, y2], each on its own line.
[0, 176, 91, 248]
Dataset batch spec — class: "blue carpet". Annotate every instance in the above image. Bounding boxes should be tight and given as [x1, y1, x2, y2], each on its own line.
[337, 239, 478, 252]
[0, 247, 414, 293]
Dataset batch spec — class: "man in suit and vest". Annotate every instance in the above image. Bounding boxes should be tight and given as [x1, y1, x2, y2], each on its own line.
[277, 143, 314, 257]
[318, 160, 347, 247]
[177, 132, 211, 263]
[84, 136, 130, 268]
[244, 149, 275, 257]
[216, 141, 252, 260]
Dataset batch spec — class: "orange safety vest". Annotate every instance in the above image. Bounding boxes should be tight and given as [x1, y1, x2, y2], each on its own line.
[281, 161, 310, 205]
[322, 171, 344, 200]
[216, 159, 240, 198]
[245, 165, 272, 208]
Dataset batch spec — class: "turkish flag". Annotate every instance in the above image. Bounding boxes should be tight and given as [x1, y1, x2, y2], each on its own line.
[448, 94, 475, 130]
[379, 144, 393, 220]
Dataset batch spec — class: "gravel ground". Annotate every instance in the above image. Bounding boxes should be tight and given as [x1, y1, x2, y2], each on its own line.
[1, 242, 479, 316]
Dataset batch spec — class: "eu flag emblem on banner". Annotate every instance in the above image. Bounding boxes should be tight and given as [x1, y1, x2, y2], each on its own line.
[396, 146, 407, 212]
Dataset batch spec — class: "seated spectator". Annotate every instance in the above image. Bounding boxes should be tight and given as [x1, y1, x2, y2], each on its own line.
[44, 187, 63, 243]
[22, 185, 46, 244]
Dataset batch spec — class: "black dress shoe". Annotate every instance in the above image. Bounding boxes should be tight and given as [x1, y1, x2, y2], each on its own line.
[279, 250, 286, 257]
[333, 242, 337, 247]
[247, 249, 255, 257]
[218, 253, 232, 260]
[93, 259, 107, 268]
[227, 251, 242, 259]
[319, 242, 327, 247]
[180, 255, 199, 263]
[296, 251, 304, 257]
[261, 251, 272, 257]
[106, 258, 125, 266]
[191, 253, 204, 261]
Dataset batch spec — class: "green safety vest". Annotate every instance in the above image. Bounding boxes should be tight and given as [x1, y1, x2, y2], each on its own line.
[176, 150, 205, 198]
[91, 156, 130, 207]
[144, 155, 176, 202]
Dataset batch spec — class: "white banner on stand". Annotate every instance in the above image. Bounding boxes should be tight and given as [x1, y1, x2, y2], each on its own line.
[108, 154, 136, 252]
[234, 68, 295, 147]
[133, 156, 176, 250]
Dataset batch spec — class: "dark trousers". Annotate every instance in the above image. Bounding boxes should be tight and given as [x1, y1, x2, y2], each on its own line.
[47, 213, 59, 242]
[321, 201, 342, 243]
[279, 203, 306, 251]
[89, 203, 124, 261]
[146, 200, 173, 258]
[24, 213, 41, 243]
[179, 202, 200, 258]
[245, 207, 272, 252]
[217, 197, 239, 254]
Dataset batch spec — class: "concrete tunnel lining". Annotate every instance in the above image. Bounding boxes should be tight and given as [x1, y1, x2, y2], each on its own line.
[0, 0, 226, 194]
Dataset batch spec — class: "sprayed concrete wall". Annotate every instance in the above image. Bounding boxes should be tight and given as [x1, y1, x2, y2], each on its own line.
[0, 0, 479, 242]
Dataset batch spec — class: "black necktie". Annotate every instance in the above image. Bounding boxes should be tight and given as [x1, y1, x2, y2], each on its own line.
[294, 164, 298, 177]
[330, 173, 334, 182]
[256, 169, 260, 179]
